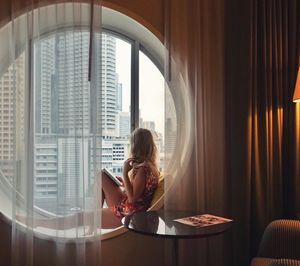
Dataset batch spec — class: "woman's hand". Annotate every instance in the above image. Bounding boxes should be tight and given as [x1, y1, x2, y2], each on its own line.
[122, 166, 147, 204]
[123, 158, 135, 175]
[116, 176, 124, 186]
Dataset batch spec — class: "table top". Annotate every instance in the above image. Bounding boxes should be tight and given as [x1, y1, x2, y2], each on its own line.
[122, 210, 233, 239]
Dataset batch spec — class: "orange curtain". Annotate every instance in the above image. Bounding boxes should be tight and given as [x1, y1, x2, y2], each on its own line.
[164, 0, 300, 265]
[248, 0, 300, 255]
[227, 0, 300, 264]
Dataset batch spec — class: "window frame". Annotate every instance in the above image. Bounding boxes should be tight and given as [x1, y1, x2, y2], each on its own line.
[0, 4, 168, 241]
[102, 27, 164, 132]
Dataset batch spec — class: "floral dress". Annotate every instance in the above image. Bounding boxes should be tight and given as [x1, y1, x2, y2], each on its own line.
[113, 164, 158, 217]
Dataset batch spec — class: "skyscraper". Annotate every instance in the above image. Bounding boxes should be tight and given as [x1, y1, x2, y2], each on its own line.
[116, 76, 122, 112]
[34, 31, 120, 214]
[118, 111, 130, 138]
[101, 34, 118, 137]
[0, 53, 25, 184]
[35, 32, 120, 136]
[142, 120, 156, 132]
[35, 35, 55, 134]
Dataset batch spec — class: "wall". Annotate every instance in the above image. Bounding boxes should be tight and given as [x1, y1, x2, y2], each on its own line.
[0, 0, 164, 40]
[0, 214, 165, 266]
[103, 0, 164, 41]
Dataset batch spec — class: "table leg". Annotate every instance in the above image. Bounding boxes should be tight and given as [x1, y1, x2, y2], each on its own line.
[172, 238, 178, 266]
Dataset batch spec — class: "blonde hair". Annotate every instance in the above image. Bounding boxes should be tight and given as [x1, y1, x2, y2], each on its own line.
[130, 128, 157, 165]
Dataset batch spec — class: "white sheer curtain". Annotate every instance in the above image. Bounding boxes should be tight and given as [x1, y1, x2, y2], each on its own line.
[163, 0, 228, 265]
[3, 1, 102, 265]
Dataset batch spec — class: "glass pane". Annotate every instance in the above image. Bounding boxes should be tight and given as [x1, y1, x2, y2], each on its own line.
[0, 53, 25, 187]
[139, 51, 164, 171]
[33, 31, 131, 215]
[34, 31, 92, 215]
[101, 33, 132, 175]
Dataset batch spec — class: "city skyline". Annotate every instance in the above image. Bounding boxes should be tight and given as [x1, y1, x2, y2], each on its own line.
[0, 30, 164, 215]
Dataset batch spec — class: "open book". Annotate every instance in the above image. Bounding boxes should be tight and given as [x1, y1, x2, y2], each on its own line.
[174, 214, 232, 227]
[102, 168, 123, 187]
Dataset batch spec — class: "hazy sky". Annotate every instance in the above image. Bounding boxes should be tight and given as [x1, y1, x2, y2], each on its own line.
[115, 39, 165, 135]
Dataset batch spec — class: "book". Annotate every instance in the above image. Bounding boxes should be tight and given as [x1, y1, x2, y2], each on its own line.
[102, 168, 123, 187]
[174, 214, 232, 227]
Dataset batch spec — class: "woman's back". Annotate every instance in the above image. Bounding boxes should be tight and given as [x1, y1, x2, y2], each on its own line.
[113, 161, 159, 217]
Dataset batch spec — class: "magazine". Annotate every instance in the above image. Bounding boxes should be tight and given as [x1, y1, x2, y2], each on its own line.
[174, 214, 232, 227]
[102, 168, 123, 187]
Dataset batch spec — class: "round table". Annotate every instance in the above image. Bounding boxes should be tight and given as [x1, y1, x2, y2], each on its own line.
[122, 210, 233, 266]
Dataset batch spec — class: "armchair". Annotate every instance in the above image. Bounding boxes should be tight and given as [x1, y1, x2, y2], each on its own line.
[250, 219, 300, 266]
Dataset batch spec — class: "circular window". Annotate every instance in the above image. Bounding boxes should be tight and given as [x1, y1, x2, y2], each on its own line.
[0, 4, 192, 239]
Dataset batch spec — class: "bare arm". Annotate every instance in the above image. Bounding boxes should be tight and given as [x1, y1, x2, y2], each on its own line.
[123, 160, 146, 203]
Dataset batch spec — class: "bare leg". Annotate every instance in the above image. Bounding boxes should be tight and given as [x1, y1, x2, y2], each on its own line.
[101, 208, 122, 229]
[85, 208, 122, 234]
[84, 171, 124, 234]
[17, 171, 125, 230]
[100, 170, 124, 207]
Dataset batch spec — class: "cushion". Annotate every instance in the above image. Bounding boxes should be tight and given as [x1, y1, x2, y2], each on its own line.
[150, 175, 164, 207]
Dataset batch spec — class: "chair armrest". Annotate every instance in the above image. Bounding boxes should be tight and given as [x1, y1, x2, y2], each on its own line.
[268, 259, 300, 266]
[250, 257, 275, 266]
[258, 220, 300, 260]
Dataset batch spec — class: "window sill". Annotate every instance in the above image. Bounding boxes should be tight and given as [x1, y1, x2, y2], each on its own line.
[0, 210, 128, 242]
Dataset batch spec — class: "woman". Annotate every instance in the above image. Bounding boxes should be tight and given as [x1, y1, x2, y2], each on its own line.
[17, 128, 159, 231]
[101, 127, 160, 228]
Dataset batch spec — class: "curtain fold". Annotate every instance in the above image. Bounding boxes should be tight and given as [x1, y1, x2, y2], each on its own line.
[164, 0, 227, 265]
[164, 0, 300, 265]
[248, 0, 300, 256]
[227, 0, 299, 265]
[3, 1, 103, 265]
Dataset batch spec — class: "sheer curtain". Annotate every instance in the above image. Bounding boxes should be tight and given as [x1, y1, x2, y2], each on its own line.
[3, 1, 102, 265]
[163, 0, 228, 265]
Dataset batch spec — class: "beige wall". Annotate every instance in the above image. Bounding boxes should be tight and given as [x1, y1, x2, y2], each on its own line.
[103, 0, 164, 41]
[0, 0, 164, 40]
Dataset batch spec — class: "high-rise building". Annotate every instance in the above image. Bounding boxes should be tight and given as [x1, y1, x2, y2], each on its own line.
[101, 34, 118, 137]
[35, 36, 55, 134]
[0, 54, 25, 184]
[35, 32, 92, 135]
[34, 137, 58, 212]
[101, 138, 130, 174]
[33, 31, 120, 213]
[56, 32, 91, 134]
[116, 77, 122, 112]
[57, 138, 89, 203]
[35, 32, 119, 136]
[142, 120, 156, 132]
[118, 111, 130, 138]
[0, 30, 165, 215]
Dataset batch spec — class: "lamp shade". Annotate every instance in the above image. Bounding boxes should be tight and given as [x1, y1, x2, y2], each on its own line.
[293, 67, 300, 103]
